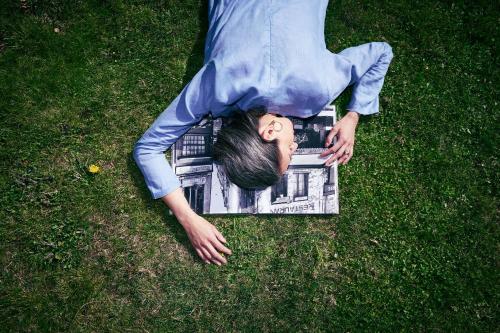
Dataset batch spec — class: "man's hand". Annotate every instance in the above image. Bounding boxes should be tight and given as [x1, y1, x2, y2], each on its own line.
[161, 187, 231, 266]
[180, 212, 232, 266]
[320, 111, 359, 166]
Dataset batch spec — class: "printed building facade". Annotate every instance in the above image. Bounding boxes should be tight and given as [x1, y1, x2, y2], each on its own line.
[172, 120, 213, 214]
[171, 106, 338, 215]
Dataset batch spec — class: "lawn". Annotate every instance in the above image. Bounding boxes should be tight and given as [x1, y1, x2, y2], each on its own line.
[0, 0, 498, 331]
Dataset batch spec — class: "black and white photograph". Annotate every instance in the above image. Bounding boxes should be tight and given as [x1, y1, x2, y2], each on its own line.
[171, 105, 339, 215]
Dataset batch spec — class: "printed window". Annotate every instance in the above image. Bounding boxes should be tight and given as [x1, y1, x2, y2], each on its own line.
[180, 134, 211, 158]
[294, 173, 309, 200]
[240, 188, 256, 209]
[323, 168, 336, 195]
[271, 174, 288, 204]
[184, 184, 204, 214]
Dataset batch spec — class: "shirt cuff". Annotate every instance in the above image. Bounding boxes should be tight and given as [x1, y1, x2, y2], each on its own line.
[346, 96, 380, 116]
[151, 179, 181, 200]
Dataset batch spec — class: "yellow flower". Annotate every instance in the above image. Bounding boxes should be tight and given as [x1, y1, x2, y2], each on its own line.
[88, 164, 100, 174]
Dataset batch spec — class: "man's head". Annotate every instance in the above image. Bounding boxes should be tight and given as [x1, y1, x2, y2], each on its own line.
[213, 107, 298, 189]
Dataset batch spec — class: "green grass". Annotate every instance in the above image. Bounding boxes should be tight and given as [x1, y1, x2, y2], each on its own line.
[0, 0, 498, 331]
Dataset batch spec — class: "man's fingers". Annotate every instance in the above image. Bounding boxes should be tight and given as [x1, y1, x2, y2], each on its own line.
[343, 149, 354, 165]
[324, 125, 340, 147]
[343, 145, 354, 165]
[201, 246, 223, 266]
[324, 143, 348, 166]
[205, 244, 227, 265]
[338, 154, 349, 165]
[337, 147, 350, 164]
[209, 257, 223, 266]
[337, 145, 354, 165]
[324, 155, 337, 167]
[320, 138, 344, 158]
[200, 247, 212, 262]
[196, 248, 210, 264]
[214, 229, 227, 244]
[195, 248, 204, 260]
[211, 238, 232, 256]
[213, 228, 232, 255]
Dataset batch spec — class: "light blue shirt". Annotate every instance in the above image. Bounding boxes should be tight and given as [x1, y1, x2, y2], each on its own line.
[134, 0, 394, 199]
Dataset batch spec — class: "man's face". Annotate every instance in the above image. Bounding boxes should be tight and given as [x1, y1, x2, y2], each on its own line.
[258, 113, 298, 175]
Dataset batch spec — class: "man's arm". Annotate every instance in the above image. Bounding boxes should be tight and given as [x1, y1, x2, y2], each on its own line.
[321, 42, 394, 164]
[133, 62, 216, 199]
[338, 41, 394, 116]
[133, 61, 231, 265]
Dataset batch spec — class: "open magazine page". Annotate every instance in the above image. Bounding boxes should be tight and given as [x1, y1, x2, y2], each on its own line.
[170, 105, 339, 215]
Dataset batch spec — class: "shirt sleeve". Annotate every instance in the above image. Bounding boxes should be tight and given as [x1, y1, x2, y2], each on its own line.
[336, 42, 394, 116]
[133, 62, 215, 199]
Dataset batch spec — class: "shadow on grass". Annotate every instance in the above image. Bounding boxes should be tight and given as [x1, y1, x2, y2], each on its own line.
[181, 0, 208, 87]
[126, 1, 209, 264]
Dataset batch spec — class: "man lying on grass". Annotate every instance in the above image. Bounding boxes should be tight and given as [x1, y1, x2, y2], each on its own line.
[133, 0, 393, 266]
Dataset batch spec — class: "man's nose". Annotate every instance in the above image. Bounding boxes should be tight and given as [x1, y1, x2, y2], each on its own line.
[292, 142, 298, 152]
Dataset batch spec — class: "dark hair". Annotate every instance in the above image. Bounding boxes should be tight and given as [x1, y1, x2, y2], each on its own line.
[213, 107, 281, 189]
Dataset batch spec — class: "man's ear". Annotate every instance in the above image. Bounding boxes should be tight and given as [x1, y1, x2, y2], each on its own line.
[260, 122, 278, 142]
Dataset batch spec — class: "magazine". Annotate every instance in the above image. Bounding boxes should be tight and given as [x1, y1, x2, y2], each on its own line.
[170, 104, 339, 215]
